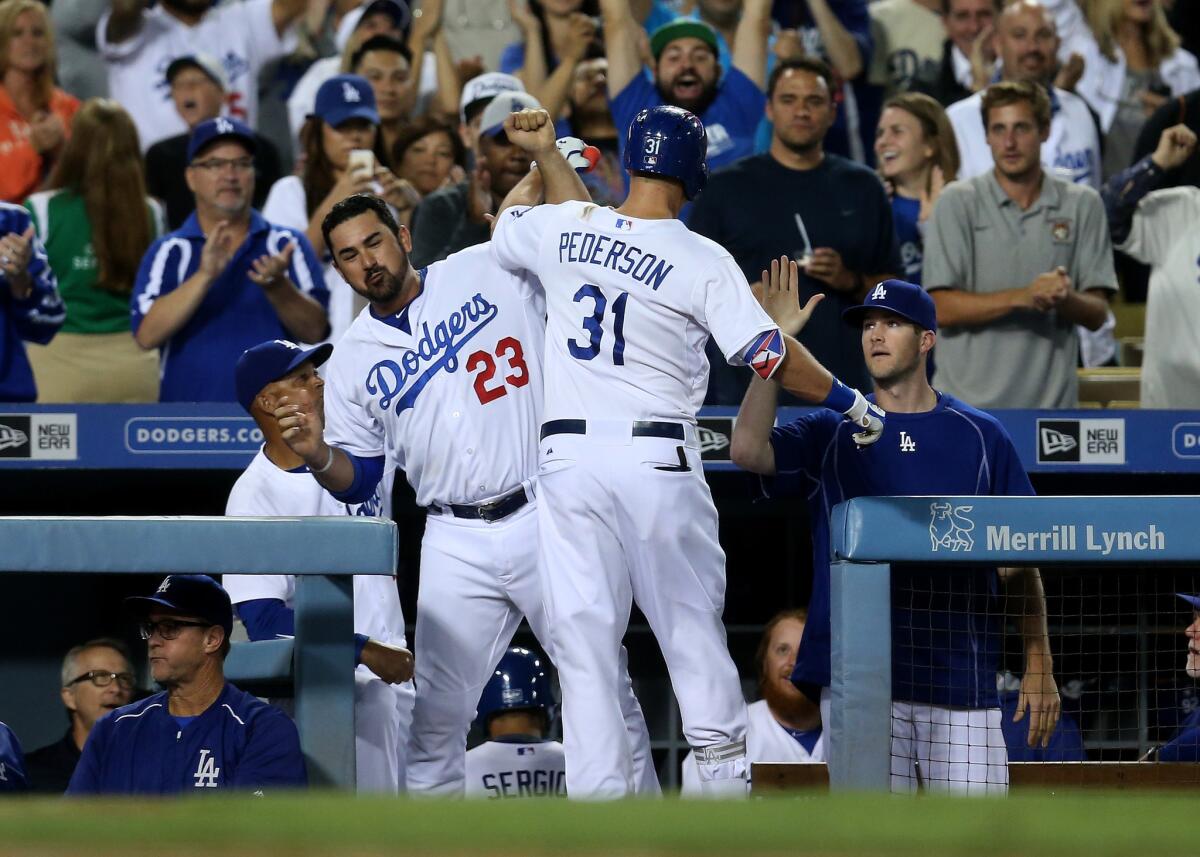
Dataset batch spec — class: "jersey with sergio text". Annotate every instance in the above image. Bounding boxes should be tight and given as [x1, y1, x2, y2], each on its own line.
[465, 737, 566, 798]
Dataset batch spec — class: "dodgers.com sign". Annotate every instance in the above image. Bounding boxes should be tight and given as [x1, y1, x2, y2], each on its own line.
[125, 418, 262, 454]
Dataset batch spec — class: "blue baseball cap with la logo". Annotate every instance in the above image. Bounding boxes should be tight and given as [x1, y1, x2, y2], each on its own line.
[842, 278, 938, 332]
[313, 74, 380, 127]
[187, 116, 257, 162]
[125, 574, 233, 638]
[235, 339, 333, 413]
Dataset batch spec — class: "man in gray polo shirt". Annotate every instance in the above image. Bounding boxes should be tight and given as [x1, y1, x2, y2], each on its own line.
[923, 80, 1114, 409]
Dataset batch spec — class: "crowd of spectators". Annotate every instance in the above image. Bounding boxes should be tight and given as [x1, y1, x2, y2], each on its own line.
[1, 0, 1199, 408]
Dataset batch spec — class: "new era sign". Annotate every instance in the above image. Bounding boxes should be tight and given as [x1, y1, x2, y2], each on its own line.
[1037, 418, 1124, 465]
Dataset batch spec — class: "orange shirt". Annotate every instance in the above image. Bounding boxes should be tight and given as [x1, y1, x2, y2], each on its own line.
[0, 86, 80, 203]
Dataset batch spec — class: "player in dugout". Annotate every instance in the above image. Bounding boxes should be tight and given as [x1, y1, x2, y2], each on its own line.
[1144, 593, 1200, 762]
[732, 265, 1061, 794]
[67, 575, 307, 794]
[465, 647, 566, 799]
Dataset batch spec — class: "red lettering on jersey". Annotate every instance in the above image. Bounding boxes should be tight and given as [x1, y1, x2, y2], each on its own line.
[468, 338, 530, 405]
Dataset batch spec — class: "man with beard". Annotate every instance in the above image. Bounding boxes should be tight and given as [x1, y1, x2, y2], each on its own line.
[99, 0, 307, 151]
[946, 0, 1100, 188]
[67, 575, 307, 794]
[680, 609, 825, 794]
[409, 91, 542, 268]
[925, 81, 1113, 409]
[131, 118, 328, 403]
[689, 57, 900, 401]
[271, 192, 658, 796]
[732, 266, 1061, 794]
[600, 0, 772, 177]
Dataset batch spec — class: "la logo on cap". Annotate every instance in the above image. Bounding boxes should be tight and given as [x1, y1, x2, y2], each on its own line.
[870, 283, 888, 301]
[343, 82, 361, 102]
[274, 340, 300, 350]
[214, 118, 234, 135]
[156, 578, 172, 594]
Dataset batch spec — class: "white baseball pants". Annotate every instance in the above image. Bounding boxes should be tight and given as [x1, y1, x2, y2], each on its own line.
[405, 500, 658, 796]
[819, 691, 1009, 795]
[537, 427, 749, 798]
[354, 670, 416, 792]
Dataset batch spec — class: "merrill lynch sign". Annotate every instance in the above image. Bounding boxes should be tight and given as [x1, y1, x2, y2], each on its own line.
[928, 502, 1166, 556]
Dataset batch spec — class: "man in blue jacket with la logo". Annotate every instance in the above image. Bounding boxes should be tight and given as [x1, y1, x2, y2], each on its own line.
[68, 574, 307, 795]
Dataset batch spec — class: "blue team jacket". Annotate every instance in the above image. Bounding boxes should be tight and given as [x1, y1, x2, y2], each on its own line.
[0, 202, 64, 402]
[67, 682, 306, 795]
[0, 721, 29, 791]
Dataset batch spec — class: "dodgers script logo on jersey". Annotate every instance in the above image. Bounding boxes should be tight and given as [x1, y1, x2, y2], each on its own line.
[365, 294, 499, 412]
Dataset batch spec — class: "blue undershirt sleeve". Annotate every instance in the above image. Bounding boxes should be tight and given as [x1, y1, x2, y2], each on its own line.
[330, 452, 385, 504]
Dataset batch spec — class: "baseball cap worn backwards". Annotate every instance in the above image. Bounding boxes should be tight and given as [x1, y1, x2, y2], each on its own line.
[478, 91, 543, 140]
[187, 116, 256, 163]
[842, 279, 938, 332]
[126, 575, 233, 638]
[235, 339, 333, 413]
[650, 18, 720, 59]
[166, 53, 228, 91]
[459, 72, 525, 123]
[314, 74, 380, 127]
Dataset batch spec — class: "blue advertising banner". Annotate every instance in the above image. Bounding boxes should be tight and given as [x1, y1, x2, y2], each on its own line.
[0, 404, 1198, 472]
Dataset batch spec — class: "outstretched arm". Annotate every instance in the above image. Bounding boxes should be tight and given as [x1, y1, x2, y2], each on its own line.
[599, 0, 643, 97]
[504, 109, 590, 204]
[1001, 566, 1061, 749]
[731, 0, 773, 89]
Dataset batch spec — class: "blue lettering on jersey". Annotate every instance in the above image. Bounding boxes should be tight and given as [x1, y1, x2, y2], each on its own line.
[365, 294, 498, 411]
[1054, 148, 1095, 185]
[557, 231, 674, 290]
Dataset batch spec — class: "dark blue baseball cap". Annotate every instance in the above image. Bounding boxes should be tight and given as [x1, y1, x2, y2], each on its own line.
[235, 339, 333, 413]
[187, 116, 257, 163]
[842, 278, 938, 332]
[1179, 593, 1200, 611]
[126, 574, 233, 639]
[313, 74, 379, 127]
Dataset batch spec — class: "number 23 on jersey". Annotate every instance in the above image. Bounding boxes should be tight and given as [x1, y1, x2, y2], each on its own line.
[467, 337, 529, 405]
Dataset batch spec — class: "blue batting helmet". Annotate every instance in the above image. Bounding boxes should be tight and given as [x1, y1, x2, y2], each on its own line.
[476, 647, 556, 728]
[623, 105, 708, 199]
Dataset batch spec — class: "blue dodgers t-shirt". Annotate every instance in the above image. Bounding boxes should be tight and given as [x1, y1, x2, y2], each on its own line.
[610, 66, 766, 179]
[891, 195, 923, 285]
[67, 682, 307, 795]
[130, 210, 328, 403]
[767, 392, 1035, 709]
[0, 202, 64, 402]
[689, 153, 900, 398]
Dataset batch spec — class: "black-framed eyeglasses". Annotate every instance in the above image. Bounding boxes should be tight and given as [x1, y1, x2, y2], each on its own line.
[67, 670, 136, 690]
[189, 156, 254, 173]
[138, 619, 212, 641]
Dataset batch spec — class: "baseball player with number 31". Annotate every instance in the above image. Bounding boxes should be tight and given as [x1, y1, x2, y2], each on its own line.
[491, 105, 885, 798]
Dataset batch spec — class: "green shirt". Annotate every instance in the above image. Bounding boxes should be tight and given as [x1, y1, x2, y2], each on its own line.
[24, 190, 164, 335]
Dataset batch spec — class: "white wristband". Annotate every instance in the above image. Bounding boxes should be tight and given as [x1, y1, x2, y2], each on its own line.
[311, 446, 336, 475]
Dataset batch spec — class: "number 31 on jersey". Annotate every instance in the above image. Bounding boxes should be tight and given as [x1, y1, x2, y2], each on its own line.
[569, 284, 628, 365]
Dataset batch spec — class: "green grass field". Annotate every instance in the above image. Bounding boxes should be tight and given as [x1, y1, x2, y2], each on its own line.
[0, 793, 1194, 856]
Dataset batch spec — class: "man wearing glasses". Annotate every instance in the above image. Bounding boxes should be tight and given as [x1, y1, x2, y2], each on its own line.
[67, 575, 307, 794]
[130, 117, 329, 403]
[25, 639, 136, 793]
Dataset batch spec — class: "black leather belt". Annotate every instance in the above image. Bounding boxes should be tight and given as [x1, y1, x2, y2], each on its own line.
[539, 419, 685, 441]
[432, 486, 528, 523]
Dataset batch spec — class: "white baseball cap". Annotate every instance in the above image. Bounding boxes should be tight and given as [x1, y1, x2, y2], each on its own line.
[460, 72, 525, 123]
[478, 91, 543, 141]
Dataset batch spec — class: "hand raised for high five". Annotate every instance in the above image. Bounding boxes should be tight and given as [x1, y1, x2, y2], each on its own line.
[752, 254, 825, 338]
[248, 241, 296, 292]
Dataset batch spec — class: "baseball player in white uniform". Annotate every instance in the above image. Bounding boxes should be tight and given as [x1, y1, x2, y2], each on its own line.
[224, 338, 415, 793]
[465, 647, 566, 799]
[489, 106, 884, 798]
[680, 610, 825, 795]
[272, 193, 657, 796]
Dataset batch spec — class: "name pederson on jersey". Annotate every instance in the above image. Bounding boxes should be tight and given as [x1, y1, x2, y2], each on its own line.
[490, 202, 780, 423]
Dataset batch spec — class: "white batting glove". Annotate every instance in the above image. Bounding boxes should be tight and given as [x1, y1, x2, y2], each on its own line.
[844, 388, 886, 447]
[550, 136, 602, 173]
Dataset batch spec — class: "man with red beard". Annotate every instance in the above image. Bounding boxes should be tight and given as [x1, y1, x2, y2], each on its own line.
[599, 0, 773, 183]
[679, 609, 825, 794]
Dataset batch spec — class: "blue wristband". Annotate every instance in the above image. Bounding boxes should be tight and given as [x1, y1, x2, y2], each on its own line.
[820, 378, 857, 413]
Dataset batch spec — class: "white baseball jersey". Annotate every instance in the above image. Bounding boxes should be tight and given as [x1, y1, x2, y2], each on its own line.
[947, 88, 1101, 189]
[97, 0, 295, 151]
[490, 202, 778, 423]
[1118, 187, 1200, 409]
[464, 738, 567, 798]
[223, 448, 406, 648]
[680, 700, 826, 795]
[322, 243, 546, 507]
